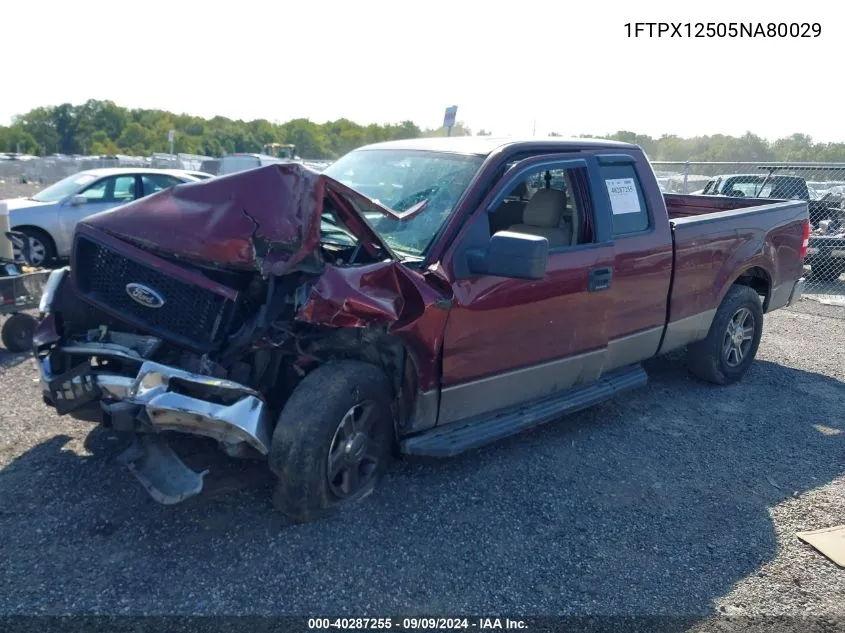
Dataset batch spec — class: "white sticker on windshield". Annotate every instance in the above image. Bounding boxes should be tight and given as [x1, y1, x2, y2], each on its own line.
[605, 178, 641, 215]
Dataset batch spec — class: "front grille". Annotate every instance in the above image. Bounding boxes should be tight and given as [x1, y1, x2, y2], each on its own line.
[74, 236, 236, 351]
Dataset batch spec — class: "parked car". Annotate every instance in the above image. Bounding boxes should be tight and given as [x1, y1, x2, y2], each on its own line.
[1, 168, 206, 266]
[805, 185, 844, 281]
[33, 137, 808, 521]
[699, 173, 839, 225]
[806, 226, 845, 282]
[198, 159, 220, 175]
[178, 170, 215, 180]
[218, 153, 289, 175]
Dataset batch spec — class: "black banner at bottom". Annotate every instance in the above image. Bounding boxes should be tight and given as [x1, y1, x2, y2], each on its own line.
[1, 616, 844, 633]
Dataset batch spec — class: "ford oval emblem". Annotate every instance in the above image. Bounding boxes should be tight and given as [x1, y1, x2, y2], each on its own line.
[125, 283, 166, 309]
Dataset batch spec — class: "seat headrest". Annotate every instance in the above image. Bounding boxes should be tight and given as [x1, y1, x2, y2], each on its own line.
[511, 181, 529, 199]
[523, 188, 567, 228]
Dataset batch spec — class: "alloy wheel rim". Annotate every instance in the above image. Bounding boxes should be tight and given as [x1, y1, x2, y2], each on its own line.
[722, 307, 755, 368]
[13, 237, 46, 266]
[326, 401, 381, 499]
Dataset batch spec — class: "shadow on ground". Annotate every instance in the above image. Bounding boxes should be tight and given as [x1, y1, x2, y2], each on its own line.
[0, 350, 30, 371]
[0, 353, 843, 620]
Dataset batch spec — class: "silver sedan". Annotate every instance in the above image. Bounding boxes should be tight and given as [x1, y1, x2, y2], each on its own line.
[2, 167, 211, 266]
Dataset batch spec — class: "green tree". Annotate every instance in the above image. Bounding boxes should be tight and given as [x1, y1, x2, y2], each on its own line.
[6, 98, 845, 162]
[280, 118, 329, 158]
[117, 122, 151, 154]
[88, 130, 119, 155]
[16, 107, 60, 154]
[0, 124, 39, 154]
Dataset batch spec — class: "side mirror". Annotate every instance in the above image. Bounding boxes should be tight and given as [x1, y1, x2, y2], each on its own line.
[466, 231, 549, 280]
[5, 230, 33, 266]
[67, 195, 87, 207]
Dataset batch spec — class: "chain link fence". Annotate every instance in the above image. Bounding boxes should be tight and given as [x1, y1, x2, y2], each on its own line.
[0, 153, 334, 186]
[653, 161, 845, 307]
[1, 155, 145, 185]
[0, 154, 185, 185]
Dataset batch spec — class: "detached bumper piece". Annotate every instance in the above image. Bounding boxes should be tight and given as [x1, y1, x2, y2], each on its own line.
[118, 434, 209, 505]
[40, 346, 273, 505]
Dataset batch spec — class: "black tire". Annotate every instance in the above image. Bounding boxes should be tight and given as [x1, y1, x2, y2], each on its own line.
[811, 262, 844, 283]
[13, 227, 56, 267]
[1, 313, 38, 353]
[687, 285, 764, 386]
[268, 360, 395, 523]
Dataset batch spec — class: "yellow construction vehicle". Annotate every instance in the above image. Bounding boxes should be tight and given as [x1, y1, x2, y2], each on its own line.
[263, 143, 298, 160]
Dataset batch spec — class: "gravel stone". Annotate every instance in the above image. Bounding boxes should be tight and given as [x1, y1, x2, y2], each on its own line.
[0, 282, 843, 619]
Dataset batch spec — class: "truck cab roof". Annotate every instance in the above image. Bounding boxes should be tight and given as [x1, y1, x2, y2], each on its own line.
[354, 136, 639, 156]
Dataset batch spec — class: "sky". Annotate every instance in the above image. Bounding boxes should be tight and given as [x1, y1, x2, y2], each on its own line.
[2, 0, 841, 141]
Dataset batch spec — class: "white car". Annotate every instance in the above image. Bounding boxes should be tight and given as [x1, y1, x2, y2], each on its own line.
[2, 168, 208, 266]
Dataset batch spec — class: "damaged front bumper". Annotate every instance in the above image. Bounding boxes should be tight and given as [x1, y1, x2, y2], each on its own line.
[38, 329, 272, 504]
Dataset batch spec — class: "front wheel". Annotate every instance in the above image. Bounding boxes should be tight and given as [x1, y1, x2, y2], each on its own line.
[13, 228, 56, 267]
[268, 360, 395, 523]
[687, 285, 764, 386]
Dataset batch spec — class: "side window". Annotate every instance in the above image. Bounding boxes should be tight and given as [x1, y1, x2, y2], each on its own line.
[79, 178, 109, 200]
[79, 175, 137, 202]
[488, 166, 594, 249]
[600, 164, 650, 236]
[141, 174, 183, 197]
[112, 175, 136, 201]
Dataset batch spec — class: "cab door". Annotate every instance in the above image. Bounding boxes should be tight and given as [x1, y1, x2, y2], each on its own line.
[437, 156, 616, 424]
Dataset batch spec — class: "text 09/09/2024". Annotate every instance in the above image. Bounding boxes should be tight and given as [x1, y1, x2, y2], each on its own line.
[624, 22, 821, 38]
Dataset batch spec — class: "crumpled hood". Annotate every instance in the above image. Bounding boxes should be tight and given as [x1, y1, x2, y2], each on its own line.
[80, 163, 400, 276]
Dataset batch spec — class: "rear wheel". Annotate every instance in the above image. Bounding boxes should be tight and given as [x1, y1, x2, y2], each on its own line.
[687, 285, 764, 386]
[268, 360, 394, 523]
[1, 313, 38, 353]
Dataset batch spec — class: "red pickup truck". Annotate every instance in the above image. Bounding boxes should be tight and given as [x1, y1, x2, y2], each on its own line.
[33, 137, 809, 521]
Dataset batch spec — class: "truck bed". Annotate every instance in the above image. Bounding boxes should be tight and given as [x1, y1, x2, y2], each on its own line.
[664, 192, 778, 219]
[661, 193, 808, 344]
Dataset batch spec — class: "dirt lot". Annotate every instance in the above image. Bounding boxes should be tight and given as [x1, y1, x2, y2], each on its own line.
[0, 300, 843, 622]
[0, 180, 43, 201]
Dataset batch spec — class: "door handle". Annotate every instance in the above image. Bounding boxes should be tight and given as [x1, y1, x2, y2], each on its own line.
[588, 267, 613, 291]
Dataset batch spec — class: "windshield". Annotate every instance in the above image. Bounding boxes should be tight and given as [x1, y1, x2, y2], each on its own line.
[323, 149, 483, 256]
[30, 172, 98, 202]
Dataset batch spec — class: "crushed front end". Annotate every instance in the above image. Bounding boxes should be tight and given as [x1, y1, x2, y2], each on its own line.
[33, 164, 445, 506]
[35, 234, 278, 504]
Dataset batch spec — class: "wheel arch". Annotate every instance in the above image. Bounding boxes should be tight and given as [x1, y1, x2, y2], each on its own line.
[287, 327, 441, 443]
[726, 265, 772, 311]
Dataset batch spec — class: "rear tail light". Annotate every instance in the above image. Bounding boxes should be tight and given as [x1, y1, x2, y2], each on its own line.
[799, 220, 810, 260]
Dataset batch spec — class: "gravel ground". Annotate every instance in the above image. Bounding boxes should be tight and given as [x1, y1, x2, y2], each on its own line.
[0, 180, 43, 201]
[0, 301, 843, 623]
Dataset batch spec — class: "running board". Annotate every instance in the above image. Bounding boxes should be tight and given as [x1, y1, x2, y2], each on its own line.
[400, 365, 648, 457]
